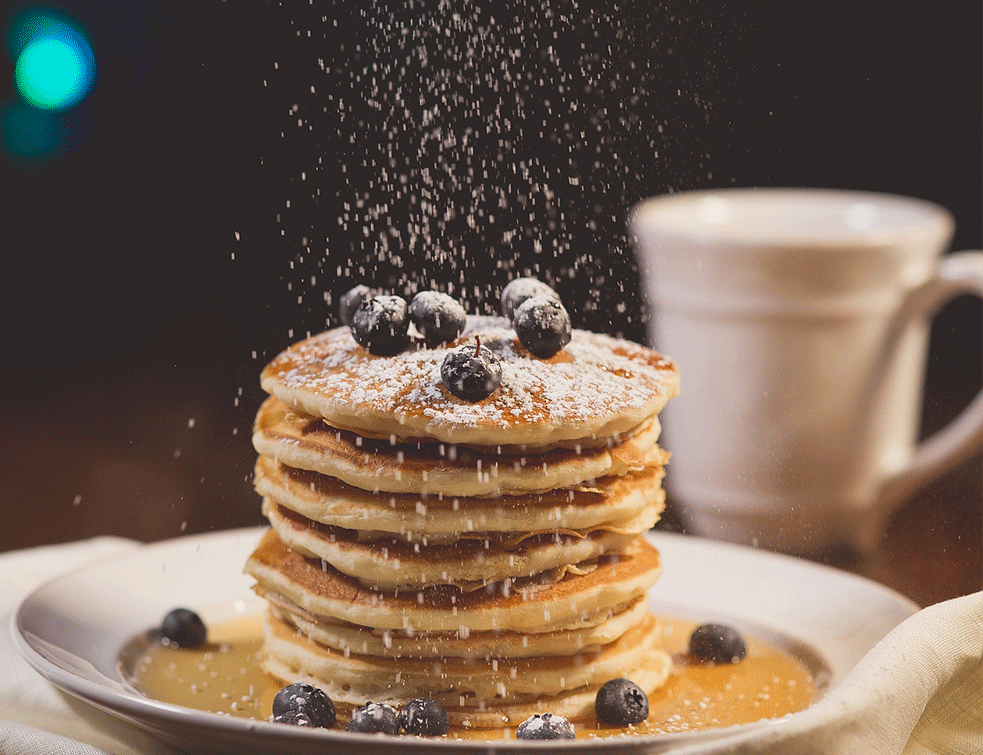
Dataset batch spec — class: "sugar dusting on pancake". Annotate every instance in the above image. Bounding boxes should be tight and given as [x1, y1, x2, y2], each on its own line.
[261, 316, 678, 447]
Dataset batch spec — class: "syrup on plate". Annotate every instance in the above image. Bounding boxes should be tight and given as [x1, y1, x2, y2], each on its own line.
[124, 613, 820, 740]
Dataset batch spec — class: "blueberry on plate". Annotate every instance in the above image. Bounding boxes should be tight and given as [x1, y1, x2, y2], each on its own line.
[272, 682, 336, 729]
[515, 712, 575, 740]
[348, 701, 400, 734]
[351, 295, 410, 356]
[440, 338, 503, 402]
[689, 623, 747, 664]
[513, 295, 572, 359]
[409, 291, 467, 347]
[338, 284, 375, 326]
[160, 608, 207, 649]
[398, 697, 450, 736]
[500, 277, 560, 320]
[595, 678, 649, 725]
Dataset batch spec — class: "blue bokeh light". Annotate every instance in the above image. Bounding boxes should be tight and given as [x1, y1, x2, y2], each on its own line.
[12, 13, 96, 111]
[3, 8, 96, 161]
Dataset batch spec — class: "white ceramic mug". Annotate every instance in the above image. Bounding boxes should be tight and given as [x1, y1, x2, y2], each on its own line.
[631, 188, 983, 554]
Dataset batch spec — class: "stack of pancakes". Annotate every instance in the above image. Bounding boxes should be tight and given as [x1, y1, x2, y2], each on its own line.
[245, 315, 679, 728]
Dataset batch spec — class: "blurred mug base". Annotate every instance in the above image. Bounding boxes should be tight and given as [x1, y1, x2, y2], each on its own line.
[679, 505, 884, 560]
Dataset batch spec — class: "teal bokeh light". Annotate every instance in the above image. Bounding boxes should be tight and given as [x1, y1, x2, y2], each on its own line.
[10, 11, 96, 112]
[1, 99, 59, 159]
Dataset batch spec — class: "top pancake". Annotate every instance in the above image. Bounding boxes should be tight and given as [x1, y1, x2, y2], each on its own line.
[261, 316, 678, 448]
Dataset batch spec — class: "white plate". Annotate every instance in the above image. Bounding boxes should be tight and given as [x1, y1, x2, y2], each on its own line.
[13, 527, 918, 754]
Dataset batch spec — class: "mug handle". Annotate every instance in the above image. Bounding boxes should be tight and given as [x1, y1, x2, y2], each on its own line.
[877, 250, 983, 512]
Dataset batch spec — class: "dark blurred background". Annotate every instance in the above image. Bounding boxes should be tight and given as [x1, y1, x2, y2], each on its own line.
[0, 1, 979, 607]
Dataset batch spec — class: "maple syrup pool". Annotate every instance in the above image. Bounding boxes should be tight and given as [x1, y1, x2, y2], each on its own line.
[120, 612, 828, 741]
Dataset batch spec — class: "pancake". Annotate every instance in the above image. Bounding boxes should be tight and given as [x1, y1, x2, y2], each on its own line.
[265, 596, 651, 659]
[263, 608, 665, 702]
[261, 610, 673, 728]
[253, 396, 663, 496]
[260, 316, 679, 448]
[264, 501, 657, 589]
[244, 528, 663, 633]
[261, 650, 672, 729]
[254, 455, 667, 540]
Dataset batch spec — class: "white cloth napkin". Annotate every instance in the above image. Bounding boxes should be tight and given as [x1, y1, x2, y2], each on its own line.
[674, 590, 983, 755]
[0, 537, 181, 755]
[0, 538, 980, 755]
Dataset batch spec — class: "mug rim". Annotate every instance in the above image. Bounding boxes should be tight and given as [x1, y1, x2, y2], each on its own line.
[630, 187, 954, 249]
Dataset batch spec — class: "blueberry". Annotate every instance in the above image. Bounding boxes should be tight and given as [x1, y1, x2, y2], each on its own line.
[595, 678, 649, 725]
[515, 712, 575, 740]
[500, 277, 560, 320]
[409, 291, 467, 347]
[160, 608, 207, 649]
[272, 682, 336, 729]
[348, 701, 400, 734]
[689, 623, 747, 664]
[440, 339, 503, 402]
[513, 296, 572, 359]
[272, 709, 313, 727]
[398, 697, 450, 736]
[351, 295, 409, 356]
[338, 284, 376, 327]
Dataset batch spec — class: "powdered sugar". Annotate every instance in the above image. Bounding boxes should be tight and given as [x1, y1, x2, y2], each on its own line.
[264, 316, 676, 445]
[500, 278, 561, 320]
